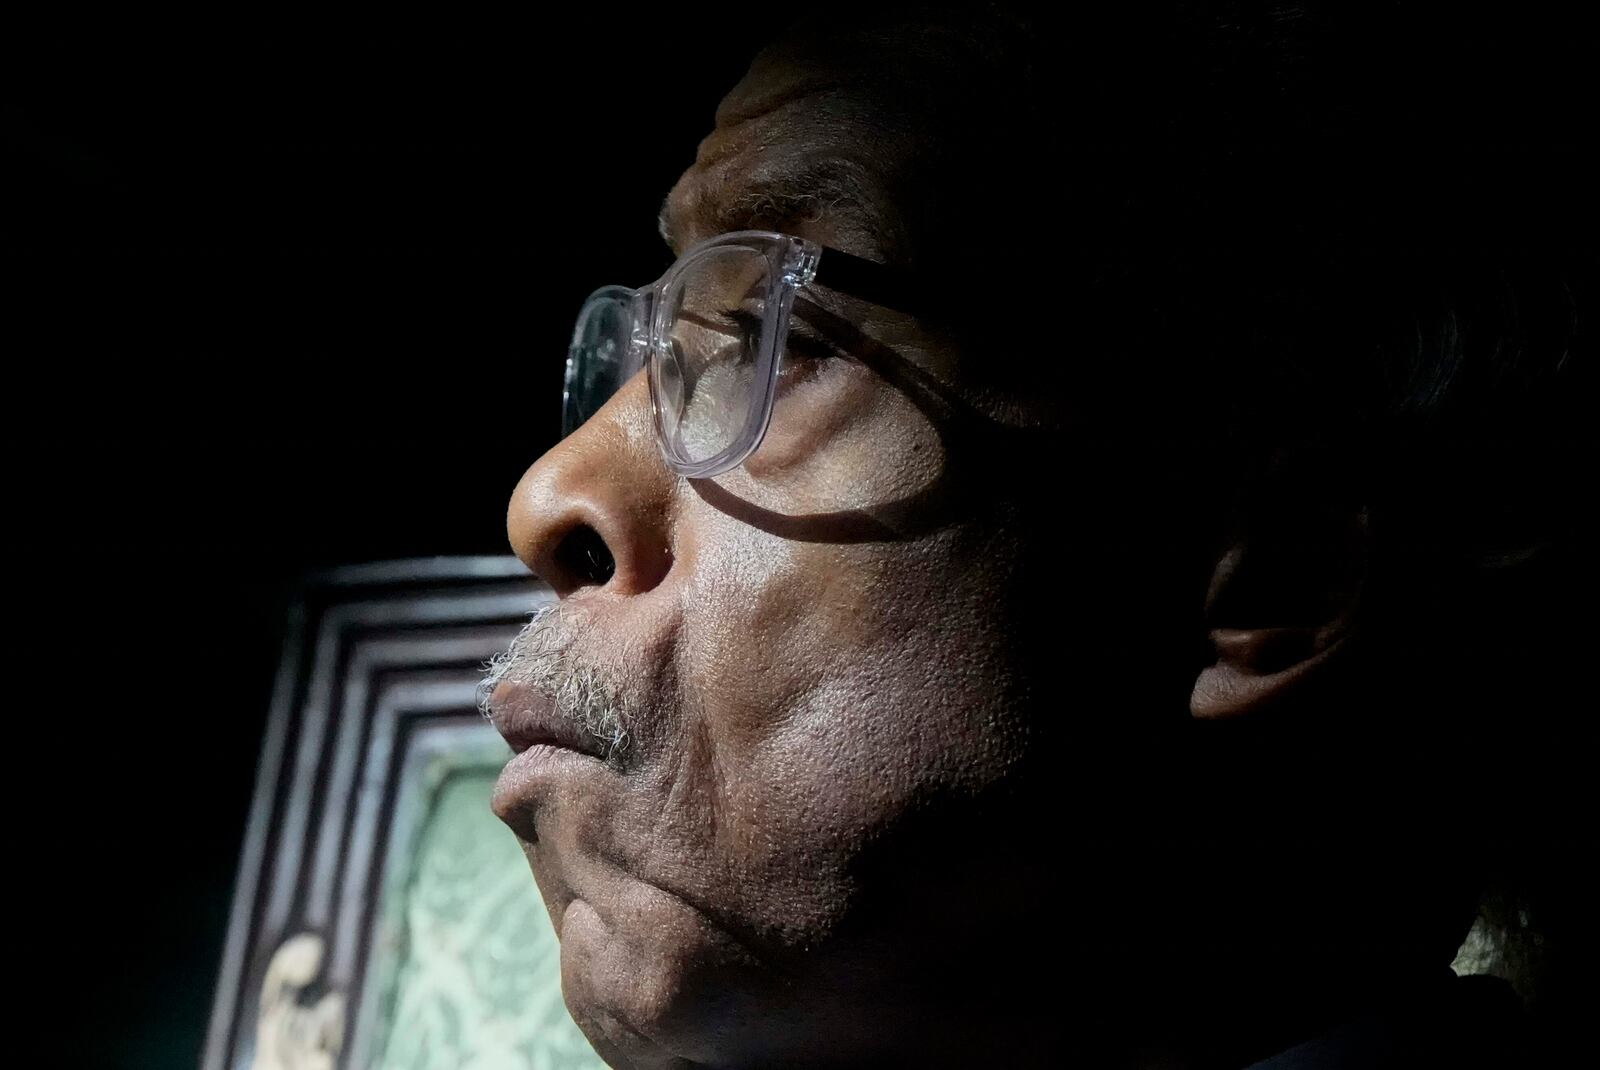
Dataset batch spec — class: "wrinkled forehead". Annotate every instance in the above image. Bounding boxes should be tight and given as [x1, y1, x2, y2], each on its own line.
[658, 41, 921, 262]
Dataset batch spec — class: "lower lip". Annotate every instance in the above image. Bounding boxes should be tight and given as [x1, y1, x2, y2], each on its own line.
[506, 741, 607, 780]
[518, 741, 603, 767]
[492, 742, 608, 825]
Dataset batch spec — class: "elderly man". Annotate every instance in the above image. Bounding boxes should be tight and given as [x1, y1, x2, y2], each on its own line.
[482, 5, 1584, 1067]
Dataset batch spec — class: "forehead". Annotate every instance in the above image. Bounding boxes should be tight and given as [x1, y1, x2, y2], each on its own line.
[658, 55, 909, 261]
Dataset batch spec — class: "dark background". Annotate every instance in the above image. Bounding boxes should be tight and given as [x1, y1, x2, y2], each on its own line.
[12, 13, 792, 1067]
[9, 10, 1593, 1069]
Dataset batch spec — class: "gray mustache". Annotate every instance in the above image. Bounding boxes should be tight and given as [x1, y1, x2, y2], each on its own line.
[478, 604, 633, 761]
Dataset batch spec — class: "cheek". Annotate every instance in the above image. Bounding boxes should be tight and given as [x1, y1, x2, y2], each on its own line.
[658, 509, 1023, 919]
[677, 521, 894, 771]
[740, 368, 945, 516]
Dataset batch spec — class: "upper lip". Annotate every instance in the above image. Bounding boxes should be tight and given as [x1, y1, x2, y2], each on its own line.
[485, 680, 604, 759]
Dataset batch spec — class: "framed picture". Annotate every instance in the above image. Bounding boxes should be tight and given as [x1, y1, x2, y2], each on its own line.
[204, 557, 606, 1069]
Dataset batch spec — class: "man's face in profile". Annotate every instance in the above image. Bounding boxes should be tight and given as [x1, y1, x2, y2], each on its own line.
[478, 11, 1485, 1070]
[481, 35, 1080, 1069]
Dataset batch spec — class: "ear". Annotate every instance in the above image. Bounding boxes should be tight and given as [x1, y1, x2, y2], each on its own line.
[1190, 450, 1370, 720]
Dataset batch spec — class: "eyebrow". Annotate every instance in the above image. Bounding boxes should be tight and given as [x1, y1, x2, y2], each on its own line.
[656, 194, 681, 249]
[658, 157, 888, 257]
[656, 158, 921, 319]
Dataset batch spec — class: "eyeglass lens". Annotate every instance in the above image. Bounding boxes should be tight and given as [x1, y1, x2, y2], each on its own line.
[563, 287, 634, 438]
[656, 246, 773, 465]
[566, 247, 778, 468]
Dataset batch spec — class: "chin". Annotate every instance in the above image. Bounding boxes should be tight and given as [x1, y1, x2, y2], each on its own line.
[548, 878, 772, 1069]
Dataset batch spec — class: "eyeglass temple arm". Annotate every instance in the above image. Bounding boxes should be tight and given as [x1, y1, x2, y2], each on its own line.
[811, 246, 921, 316]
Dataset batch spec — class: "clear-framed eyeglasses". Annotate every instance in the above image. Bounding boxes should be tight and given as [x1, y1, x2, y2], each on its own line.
[563, 229, 913, 478]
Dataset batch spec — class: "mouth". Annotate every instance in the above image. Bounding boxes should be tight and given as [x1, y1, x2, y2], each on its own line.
[485, 680, 608, 761]
[488, 679, 615, 844]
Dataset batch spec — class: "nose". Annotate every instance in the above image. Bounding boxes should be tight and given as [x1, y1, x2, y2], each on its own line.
[507, 374, 676, 598]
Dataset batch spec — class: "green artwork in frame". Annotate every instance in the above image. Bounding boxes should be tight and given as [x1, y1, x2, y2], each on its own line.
[360, 723, 607, 1070]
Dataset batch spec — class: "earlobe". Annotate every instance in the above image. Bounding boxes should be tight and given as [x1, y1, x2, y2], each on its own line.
[1189, 492, 1369, 721]
[1190, 621, 1354, 720]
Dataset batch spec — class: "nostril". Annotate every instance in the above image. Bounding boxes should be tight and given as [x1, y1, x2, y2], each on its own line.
[553, 523, 616, 588]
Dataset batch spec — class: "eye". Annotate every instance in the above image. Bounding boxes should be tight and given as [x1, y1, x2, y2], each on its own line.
[719, 308, 762, 340]
[721, 308, 839, 365]
[784, 326, 840, 364]
[707, 309, 760, 367]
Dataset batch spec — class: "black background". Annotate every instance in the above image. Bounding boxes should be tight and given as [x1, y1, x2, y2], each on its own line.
[13, 12, 791, 1067]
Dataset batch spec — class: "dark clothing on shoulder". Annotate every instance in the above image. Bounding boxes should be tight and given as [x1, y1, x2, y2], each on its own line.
[1246, 973, 1525, 1069]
